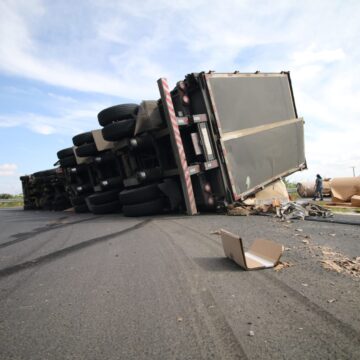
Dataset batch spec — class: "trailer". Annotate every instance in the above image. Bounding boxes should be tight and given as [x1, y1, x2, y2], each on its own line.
[154, 71, 306, 214]
[21, 71, 306, 216]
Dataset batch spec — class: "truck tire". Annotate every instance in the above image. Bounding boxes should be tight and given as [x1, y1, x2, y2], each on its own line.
[98, 104, 138, 126]
[69, 164, 88, 174]
[75, 183, 93, 194]
[100, 176, 123, 190]
[70, 195, 87, 206]
[119, 183, 162, 205]
[57, 147, 74, 159]
[39, 175, 55, 183]
[87, 190, 120, 206]
[52, 198, 71, 211]
[90, 200, 122, 214]
[73, 132, 94, 146]
[33, 169, 57, 178]
[101, 118, 135, 141]
[60, 155, 77, 168]
[94, 151, 115, 164]
[123, 198, 167, 217]
[74, 204, 89, 213]
[75, 143, 98, 157]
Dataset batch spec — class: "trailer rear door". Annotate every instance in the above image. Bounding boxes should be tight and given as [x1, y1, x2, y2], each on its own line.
[204, 72, 306, 200]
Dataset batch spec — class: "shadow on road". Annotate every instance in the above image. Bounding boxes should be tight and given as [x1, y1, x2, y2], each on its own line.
[193, 257, 243, 272]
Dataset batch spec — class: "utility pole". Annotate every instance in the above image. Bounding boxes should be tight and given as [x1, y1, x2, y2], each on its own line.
[350, 166, 356, 177]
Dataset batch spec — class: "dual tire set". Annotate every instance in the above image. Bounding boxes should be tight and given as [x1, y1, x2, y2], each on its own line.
[98, 104, 172, 216]
[84, 183, 170, 216]
[57, 144, 93, 213]
[56, 104, 173, 216]
[20, 170, 70, 211]
[26, 103, 181, 216]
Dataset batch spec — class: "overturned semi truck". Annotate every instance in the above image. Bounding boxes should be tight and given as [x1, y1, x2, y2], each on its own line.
[20, 71, 306, 216]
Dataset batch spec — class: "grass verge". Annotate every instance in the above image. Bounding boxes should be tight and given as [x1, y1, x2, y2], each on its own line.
[0, 201, 24, 208]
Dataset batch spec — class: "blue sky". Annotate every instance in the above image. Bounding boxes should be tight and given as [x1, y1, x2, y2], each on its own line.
[0, 0, 359, 193]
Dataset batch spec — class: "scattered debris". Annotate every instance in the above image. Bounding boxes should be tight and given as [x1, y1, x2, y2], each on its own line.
[305, 203, 333, 217]
[248, 330, 255, 337]
[274, 261, 293, 271]
[278, 202, 307, 220]
[321, 260, 343, 273]
[227, 204, 254, 216]
[294, 231, 311, 240]
[327, 299, 337, 303]
[320, 246, 360, 278]
[295, 228, 303, 232]
[227, 200, 333, 219]
[302, 239, 309, 244]
[276, 201, 334, 220]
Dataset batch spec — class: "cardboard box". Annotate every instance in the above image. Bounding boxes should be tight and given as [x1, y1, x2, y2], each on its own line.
[330, 177, 360, 202]
[351, 195, 360, 207]
[92, 129, 115, 152]
[220, 229, 284, 270]
[254, 179, 289, 205]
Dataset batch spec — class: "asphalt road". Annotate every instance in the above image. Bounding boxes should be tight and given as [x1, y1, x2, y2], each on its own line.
[0, 208, 359, 360]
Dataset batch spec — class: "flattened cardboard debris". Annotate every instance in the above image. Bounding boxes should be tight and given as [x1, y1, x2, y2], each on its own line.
[92, 129, 115, 151]
[220, 229, 284, 270]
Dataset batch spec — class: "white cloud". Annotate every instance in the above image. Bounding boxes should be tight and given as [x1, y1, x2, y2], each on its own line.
[0, 103, 105, 136]
[0, 1, 160, 99]
[0, 163, 18, 176]
[292, 46, 346, 66]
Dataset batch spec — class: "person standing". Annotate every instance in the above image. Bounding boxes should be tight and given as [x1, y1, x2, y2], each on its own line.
[313, 174, 323, 201]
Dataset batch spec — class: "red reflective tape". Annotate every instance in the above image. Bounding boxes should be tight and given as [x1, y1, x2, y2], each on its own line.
[162, 80, 170, 91]
[160, 77, 197, 214]
[170, 114, 177, 124]
[169, 108, 176, 118]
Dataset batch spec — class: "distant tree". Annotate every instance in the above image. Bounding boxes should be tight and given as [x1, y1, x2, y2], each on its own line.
[0, 193, 13, 199]
[283, 178, 296, 189]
